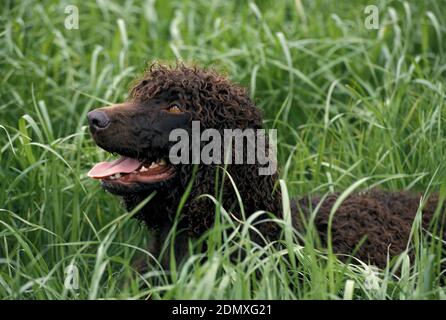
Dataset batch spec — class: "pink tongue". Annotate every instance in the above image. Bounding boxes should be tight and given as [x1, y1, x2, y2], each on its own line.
[88, 156, 142, 179]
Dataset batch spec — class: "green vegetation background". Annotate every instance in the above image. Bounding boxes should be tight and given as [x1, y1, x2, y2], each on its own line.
[1, 0, 445, 299]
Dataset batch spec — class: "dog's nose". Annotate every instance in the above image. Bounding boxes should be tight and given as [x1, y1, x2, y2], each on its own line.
[88, 110, 110, 131]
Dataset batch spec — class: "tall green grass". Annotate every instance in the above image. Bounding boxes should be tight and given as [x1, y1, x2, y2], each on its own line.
[1, 0, 445, 299]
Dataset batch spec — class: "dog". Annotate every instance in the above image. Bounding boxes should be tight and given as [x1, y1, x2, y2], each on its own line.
[87, 63, 445, 269]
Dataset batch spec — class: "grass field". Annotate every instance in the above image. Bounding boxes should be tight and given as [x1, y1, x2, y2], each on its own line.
[1, 0, 446, 299]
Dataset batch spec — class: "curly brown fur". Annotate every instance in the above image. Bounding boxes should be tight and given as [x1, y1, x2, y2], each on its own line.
[128, 64, 282, 236]
[87, 63, 445, 270]
[295, 190, 446, 267]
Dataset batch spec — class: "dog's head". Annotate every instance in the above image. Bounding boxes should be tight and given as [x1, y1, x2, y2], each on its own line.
[87, 63, 280, 233]
[87, 64, 263, 195]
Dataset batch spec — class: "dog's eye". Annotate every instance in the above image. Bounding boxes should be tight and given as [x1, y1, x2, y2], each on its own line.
[167, 105, 182, 114]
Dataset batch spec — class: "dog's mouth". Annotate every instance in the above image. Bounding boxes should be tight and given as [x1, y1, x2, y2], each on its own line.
[87, 156, 175, 185]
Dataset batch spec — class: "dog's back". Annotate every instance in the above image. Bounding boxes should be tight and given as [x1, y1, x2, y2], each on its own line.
[294, 190, 446, 267]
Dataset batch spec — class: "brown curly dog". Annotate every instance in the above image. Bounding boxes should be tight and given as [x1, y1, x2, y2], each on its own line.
[87, 63, 446, 269]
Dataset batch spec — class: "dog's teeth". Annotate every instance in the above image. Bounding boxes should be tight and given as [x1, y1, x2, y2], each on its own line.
[140, 166, 148, 172]
[149, 162, 157, 169]
[159, 159, 167, 166]
[115, 173, 121, 178]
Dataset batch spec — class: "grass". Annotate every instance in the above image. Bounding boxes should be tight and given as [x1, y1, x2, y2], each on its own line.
[1, 0, 446, 299]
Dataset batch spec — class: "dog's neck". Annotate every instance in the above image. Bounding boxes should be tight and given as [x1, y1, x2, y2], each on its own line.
[121, 163, 283, 265]
[123, 165, 282, 236]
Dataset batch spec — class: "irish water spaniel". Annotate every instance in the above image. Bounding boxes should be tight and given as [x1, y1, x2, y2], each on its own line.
[87, 63, 446, 269]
